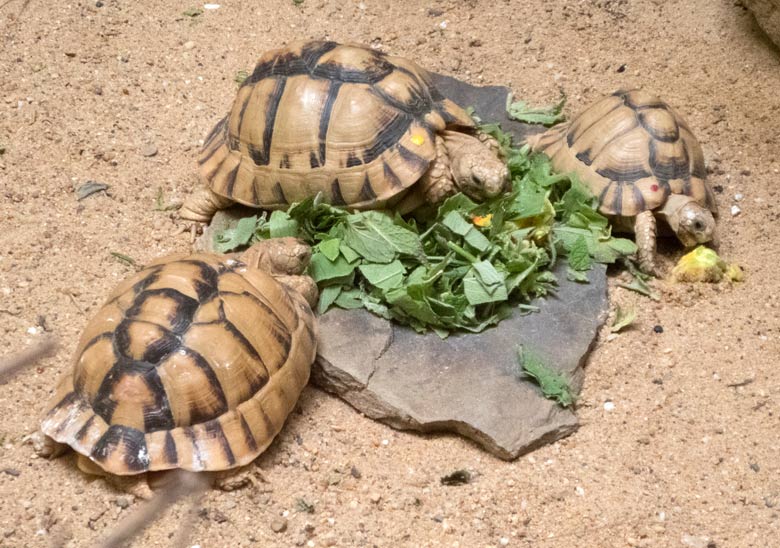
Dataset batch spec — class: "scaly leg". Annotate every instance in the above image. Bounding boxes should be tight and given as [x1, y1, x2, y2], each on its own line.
[179, 185, 234, 224]
[419, 134, 457, 204]
[31, 431, 68, 459]
[635, 210, 659, 276]
[212, 465, 263, 492]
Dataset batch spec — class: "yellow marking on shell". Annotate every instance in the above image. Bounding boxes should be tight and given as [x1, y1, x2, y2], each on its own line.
[410, 133, 426, 146]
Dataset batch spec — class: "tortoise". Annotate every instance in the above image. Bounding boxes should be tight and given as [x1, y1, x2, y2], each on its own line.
[179, 40, 509, 223]
[528, 89, 718, 274]
[32, 238, 318, 498]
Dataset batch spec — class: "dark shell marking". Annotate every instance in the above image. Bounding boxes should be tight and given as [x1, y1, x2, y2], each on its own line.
[41, 255, 317, 475]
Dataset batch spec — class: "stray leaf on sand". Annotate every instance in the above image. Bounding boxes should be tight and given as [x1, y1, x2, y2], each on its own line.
[610, 304, 637, 333]
[518, 347, 575, 407]
[76, 181, 108, 201]
[111, 252, 138, 270]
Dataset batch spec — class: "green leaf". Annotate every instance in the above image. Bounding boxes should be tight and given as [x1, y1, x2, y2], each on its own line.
[269, 210, 299, 238]
[339, 242, 360, 263]
[183, 7, 203, 17]
[359, 260, 405, 291]
[567, 235, 592, 271]
[308, 253, 356, 283]
[318, 238, 341, 262]
[518, 347, 575, 407]
[214, 215, 258, 252]
[441, 211, 491, 252]
[507, 94, 566, 126]
[343, 211, 424, 263]
[566, 267, 589, 283]
[318, 285, 342, 314]
[610, 304, 637, 332]
[437, 193, 478, 217]
[334, 288, 366, 309]
[463, 261, 508, 305]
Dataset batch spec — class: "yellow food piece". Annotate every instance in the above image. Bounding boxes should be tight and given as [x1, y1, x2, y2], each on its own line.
[472, 214, 493, 227]
[671, 246, 743, 283]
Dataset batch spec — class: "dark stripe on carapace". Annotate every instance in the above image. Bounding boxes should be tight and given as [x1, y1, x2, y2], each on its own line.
[74, 414, 96, 443]
[245, 41, 339, 84]
[139, 327, 180, 364]
[91, 424, 150, 472]
[272, 182, 288, 204]
[163, 431, 178, 465]
[346, 152, 362, 168]
[223, 163, 241, 199]
[567, 101, 624, 148]
[204, 420, 236, 467]
[179, 259, 220, 302]
[124, 287, 200, 334]
[630, 182, 647, 212]
[311, 58, 394, 84]
[180, 348, 229, 423]
[370, 84, 430, 118]
[141, 368, 176, 432]
[575, 149, 593, 166]
[638, 110, 679, 143]
[220, 321, 271, 392]
[357, 175, 377, 202]
[612, 182, 624, 215]
[382, 161, 404, 189]
[309, 151, 320, 169]
[234, 91, 254, 147]
[198, 140, 224, 168]
[396, 143, 430, 175]
[361, 112, 414, 165]
[279, 154, 291, 169]
[216, 290, 289, 335]
[202, 116, 228, 150]
[596, 166, 652, 183]
[318, 80, 343, 165]
[649, 140, 689, 181]
[238, 411, 259, 452]
[623, 93, 668, 111]
[256, 77, 287, 167]
[47, 391, 80, 433]
[330, 179, 346, 205]
[78, 332, 113, 359]
[182, 426, 203, 469]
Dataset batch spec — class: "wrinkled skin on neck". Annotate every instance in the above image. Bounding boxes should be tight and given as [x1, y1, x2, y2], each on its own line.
[662, 194, 717, 247]
[442, 130, 509, 201]
[239, 238, 318, 307]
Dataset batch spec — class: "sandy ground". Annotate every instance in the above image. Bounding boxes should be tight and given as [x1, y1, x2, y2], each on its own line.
[1, 1, 779, 547]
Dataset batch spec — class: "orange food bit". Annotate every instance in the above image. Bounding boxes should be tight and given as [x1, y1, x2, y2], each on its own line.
[471, 214, 493, 227]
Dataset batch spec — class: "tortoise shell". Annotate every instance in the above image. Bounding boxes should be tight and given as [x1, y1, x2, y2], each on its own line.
[198, 40, 474, 210]
[532, 89, 717, 218]
[40, 253, 317, 475]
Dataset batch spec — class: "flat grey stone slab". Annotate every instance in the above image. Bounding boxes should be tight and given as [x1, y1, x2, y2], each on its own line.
[314, 262, 606, 460]
[198, 74, 609, 459]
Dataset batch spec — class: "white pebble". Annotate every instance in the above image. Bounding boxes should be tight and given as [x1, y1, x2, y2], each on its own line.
[1, 287, 11, 296]
[603, 401, 615, 411]
[381, 439, 389, 446]
[730, 205, 741, 216]
[27, 327, 38, 335]
[282, 510, 289, 517]
[734, 193, 743, 201]
[439, 20, 448, 29]
[575, 486, 585, 496]
[499, 538, 510, 546]
[203, 3, 220, 8]
[183, 41, 196, 50]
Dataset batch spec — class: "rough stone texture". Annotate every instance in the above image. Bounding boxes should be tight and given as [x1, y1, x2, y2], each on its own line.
[198, 75, 610, 459]
[315, 261, 607, 460]
[744, 0, 780, 47]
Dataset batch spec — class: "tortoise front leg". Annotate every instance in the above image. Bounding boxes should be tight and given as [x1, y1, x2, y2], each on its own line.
[31, 431, 69, 459]
[635, 210, 659, 276]
[395, 134, 456, 214]
[179, 185, 234, 224]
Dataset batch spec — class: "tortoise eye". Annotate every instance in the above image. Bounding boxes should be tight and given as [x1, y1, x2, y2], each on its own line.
[693, 220, 704, 231]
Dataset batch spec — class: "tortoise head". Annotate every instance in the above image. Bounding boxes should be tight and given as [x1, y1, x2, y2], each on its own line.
[671, 201, 717, 247]
[240, 237, 312, 276]
[444, 131, 509, 201]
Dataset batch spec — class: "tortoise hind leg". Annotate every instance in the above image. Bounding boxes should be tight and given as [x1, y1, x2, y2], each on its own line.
[31, 431, 69, 459]
[212, 465, 262, 492]
[179, 185, 234, 224]
[76, 455, 155, 500]
[635, 210, 659, 276]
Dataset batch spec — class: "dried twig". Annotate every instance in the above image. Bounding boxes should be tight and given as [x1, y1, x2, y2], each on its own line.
[94, 471, 209, 548]
[0, 335, 58, 383]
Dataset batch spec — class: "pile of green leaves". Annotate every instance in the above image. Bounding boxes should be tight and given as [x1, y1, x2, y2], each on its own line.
[215, 129, 636, 336]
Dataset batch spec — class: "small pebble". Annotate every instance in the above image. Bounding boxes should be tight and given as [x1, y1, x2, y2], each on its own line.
[499, 538, 510, 546]
[271, 517, 288, 533]
[730, 205, 741, 216]
[653, 325, 664, 334]
[141, 144, 158, 157]
[203, 3, 220, 9]
[184, 41, 196, 50]
[115, 496, 131, 509]
[603, 401, 615, 411]
[734, 193, 743, 201]
[369, 493, 381, 504]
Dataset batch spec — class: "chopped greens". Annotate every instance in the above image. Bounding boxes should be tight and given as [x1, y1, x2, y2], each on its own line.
[215, 125, 636, 335]
[517, 346, 576, 407]
[506, 93, 566, 126]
